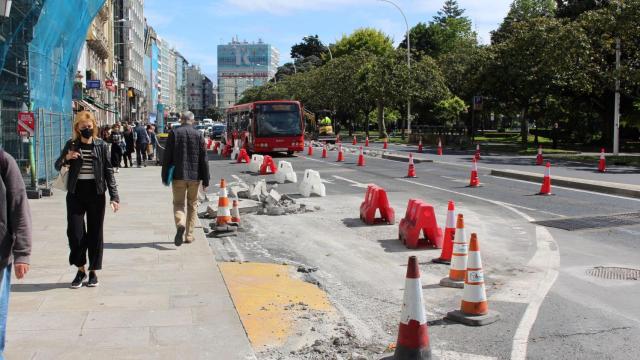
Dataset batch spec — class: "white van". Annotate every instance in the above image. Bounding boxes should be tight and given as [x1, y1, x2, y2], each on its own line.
[201, 118, 213, 125]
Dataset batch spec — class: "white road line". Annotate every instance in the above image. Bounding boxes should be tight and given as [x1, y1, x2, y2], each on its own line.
[433, 350, 497, 360]
[487, 175, 640, 202]
[332, 175, 370, 188]
[298, 155, 344, 166]
[396, 178, 560, 360]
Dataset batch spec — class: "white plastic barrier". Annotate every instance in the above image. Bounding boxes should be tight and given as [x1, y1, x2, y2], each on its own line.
[275, 161, 298, 184]
[217, 143, 223, 155]
[299, 169, 326, 197]
[230, 140, 240, 160]
[250, 179, 268, 199]
[248, 154, 264, 173]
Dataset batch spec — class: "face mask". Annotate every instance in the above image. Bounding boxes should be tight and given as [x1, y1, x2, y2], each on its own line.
[80, 128, 93, 139]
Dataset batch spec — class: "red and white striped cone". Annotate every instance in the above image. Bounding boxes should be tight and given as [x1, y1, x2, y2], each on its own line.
[406, 153, 416, 178]
[440, 214, 467, 288]
[307, 143, 314, 156]
[446, 233, 500, 326]
[474, 144, 481, 160]
[535, 145, 544, 166]
[469, 158, 480, 187]
[418, 139, 423, 153]
[598, 148, 606, 173]
[357, 146, 365, 166]
[216, 179, 232, 226]
[383, 138, 388, 150]
[321, 144, 328, 158]
[437, 138, 443, 156]
[337, 145, 345, 162]
[394, 256, 433, 360]
[365, 136, 369, 147]
[352, 135, 357, 145]
[538, 162, 552, 195]
[230, 199, 241, 223]
[433, 201, 456, 265]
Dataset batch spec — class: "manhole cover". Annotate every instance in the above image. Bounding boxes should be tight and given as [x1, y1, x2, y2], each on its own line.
[533, 212, 640, 231]
[586, 267, 640, 280]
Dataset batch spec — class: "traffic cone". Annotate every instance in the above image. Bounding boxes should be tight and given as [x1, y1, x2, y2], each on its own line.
[538, 162, 552, 195]
[437, 138, 443, 156]
[433, 201, 456, 265]
[307, 143, 314, 156]
[365, 136, 369, 147]
[406, 153, 416, 178]
[383, 138, 388, 150]
[535, 145, 544, 166]
[446, 233, 500, 326]
[321, 144, 328, 158]
[357, 146, 365, 166]
[440, 214, 467, 288]
[474, 144, 481, 160]
[598, 148, 606, 173]
[352, 135, 357, 145]
[394, 256, 433, 360]
[469, 158, 480, 187]
[337, 145, 345, 162]
[230, 199, 241, 223]
[418, 139, 423, 153]
[216, 179, 232, 226]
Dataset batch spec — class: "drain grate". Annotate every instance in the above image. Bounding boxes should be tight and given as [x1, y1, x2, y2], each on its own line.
[533, 212, 640, 231]
[586, 267, 640, 281]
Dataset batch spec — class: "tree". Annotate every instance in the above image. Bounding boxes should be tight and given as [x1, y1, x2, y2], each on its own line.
[333, 28, 394, 58]
[492, 0, 557, 43]
[556, 0, 610, 18]
[433, 0, 465, 23]
[290, 35, 327, 59]
[435, 96, 467, 126]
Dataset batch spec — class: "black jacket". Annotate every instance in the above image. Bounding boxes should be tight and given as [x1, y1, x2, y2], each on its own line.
[161, 124, 210, 187]
[55, 138, 119, 203]
[124, 130, 135, 153]
[134, 125, 150, 145]
[0, 148, 32, 269]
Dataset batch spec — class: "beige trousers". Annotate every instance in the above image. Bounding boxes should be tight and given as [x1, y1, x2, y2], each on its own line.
[172, 180, 200, 241]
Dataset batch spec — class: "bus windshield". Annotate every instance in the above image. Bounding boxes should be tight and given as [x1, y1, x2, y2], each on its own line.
[255, 103, 302, 137]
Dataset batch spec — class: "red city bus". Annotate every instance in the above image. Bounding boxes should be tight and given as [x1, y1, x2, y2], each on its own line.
[224, 100, 305, 155]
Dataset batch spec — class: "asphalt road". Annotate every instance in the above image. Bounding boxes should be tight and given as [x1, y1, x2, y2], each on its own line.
[206, 147, 640, 360]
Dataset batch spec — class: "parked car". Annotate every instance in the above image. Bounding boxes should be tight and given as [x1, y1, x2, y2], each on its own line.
[195, 124, 210, 137]
[210, 123, 226, 139]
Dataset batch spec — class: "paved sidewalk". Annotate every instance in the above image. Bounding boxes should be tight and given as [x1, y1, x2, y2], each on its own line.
[5, 166, 255, 360]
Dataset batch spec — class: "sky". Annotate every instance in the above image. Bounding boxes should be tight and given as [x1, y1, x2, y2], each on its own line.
[144, 0, 513, 80]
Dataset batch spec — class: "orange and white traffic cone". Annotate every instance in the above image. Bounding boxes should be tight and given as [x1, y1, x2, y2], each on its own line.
[365, 136, 369, 147]
[216, 179, 232, 226]
[406, 153, 416, 178]
[352, 135, 357, 145]
[357, 146, 365, 166]
[418, 139, 423, 153]
[538, 162, 552, 195]
[321, 144, 328, 158]
[475, 144, 481, 160]
[535, 145, 544, 166]
[598, 148, 606, 173]
[337, 145, 345, 162]
[469, 158, 480, 187]
[446, 233, 500, 326]
[440, 214, 467, 288]
[437, 138, 443, 156]
[394, 256, 433, 360]
[230, 199, 241, 223]
[433, 201, 456, 265]
[383, 138, 388, 150]
[307, 143, 314, 156]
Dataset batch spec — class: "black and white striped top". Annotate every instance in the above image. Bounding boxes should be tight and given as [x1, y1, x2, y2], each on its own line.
[78, 144, 95, 180]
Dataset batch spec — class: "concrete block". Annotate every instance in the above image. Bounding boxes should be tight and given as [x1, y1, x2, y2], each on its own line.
[439, 277, 464, 289]
[445, 309, 500, 326]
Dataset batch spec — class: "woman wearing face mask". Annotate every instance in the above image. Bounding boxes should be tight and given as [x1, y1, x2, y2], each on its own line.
[55, 111, 120, 288]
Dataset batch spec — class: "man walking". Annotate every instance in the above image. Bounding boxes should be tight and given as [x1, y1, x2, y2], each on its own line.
[0, 147, 32, 356]
[134, 122, 150, 167]
[161, 112, 210, 246]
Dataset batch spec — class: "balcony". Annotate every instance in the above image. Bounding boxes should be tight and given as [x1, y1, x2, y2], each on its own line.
[87, 22, 110, 59]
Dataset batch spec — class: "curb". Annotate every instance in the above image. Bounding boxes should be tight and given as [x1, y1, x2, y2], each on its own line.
[490, 169, 640, 199]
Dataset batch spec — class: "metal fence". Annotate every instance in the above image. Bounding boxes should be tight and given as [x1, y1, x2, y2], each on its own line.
[0, 107, 73, 195]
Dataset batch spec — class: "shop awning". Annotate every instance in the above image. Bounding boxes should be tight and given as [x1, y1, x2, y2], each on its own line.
[74, 99, 98, 112]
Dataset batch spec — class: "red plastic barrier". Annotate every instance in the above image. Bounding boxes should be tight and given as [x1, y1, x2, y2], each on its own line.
[260, 155, 277, 174]
[399, 199, 443, 249]
[222, 144, 233, 158]
[213, 141, 220, 152]
[237, 148, 250, 164]
[359, 185, 395, 225]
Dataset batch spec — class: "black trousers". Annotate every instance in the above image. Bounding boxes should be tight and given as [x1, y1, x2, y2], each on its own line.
[123, 151, 132, 167]
[110, 147, 122, 168]
[136, 143, 148, 166]
[66, 180, 105, 270]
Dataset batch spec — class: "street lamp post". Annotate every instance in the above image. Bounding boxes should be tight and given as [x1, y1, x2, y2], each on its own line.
[378, 0, 411, 136]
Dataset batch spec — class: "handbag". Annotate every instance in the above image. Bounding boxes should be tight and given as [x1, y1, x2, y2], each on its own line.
[146, 143, 154, 155]
[52, 166, 69, 191]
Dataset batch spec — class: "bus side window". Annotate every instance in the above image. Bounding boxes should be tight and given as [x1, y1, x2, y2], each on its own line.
[240, 112, 250, 130]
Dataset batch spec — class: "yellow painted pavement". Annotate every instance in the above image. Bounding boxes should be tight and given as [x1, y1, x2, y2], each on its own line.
[219, 262, 334, 349]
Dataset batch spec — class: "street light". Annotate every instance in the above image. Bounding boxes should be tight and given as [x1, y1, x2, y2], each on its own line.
[377, 0, 411, 136]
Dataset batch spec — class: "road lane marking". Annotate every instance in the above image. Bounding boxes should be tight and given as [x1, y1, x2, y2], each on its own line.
[298, 155, 343, 166]
[332, 175, 370, 188]
[396, 178, 560, 360]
